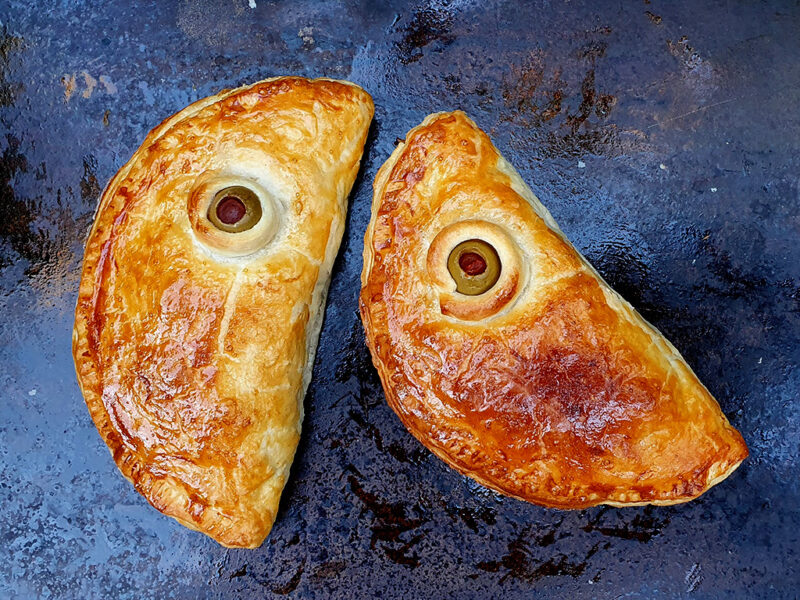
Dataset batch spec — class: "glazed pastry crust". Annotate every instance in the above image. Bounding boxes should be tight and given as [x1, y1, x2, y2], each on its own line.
[360, 111, 748, 508]
[73, 77, 373, 547]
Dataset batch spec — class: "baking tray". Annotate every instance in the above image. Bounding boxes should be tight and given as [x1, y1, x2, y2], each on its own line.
[1, 1, 799, 598]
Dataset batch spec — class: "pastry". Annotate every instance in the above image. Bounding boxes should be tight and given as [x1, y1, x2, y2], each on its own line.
[360, 111, 747, 508]
[73, 76, 373, 547]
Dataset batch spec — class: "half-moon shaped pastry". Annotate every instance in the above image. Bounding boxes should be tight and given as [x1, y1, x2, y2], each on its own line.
[73, 77, 373, 547]
[360, 111, 747, 508]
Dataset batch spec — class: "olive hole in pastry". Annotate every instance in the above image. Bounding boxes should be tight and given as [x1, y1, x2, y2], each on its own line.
[188, 176, 280, 257]
[447, 239, 501, 295]
[207, 185, 262, 233]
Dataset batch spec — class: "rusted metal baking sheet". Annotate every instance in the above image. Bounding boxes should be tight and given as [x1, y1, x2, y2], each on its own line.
[1, 1, 798, 598]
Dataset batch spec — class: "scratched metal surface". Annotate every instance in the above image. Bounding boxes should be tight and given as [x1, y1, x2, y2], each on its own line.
[1, 0, 799, 598]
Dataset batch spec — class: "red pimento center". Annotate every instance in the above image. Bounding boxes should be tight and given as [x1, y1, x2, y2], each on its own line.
[216, 196, 247, 225]
[459, 251, 487, 276]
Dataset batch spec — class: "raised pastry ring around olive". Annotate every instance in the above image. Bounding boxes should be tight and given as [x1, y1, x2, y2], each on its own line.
[188, 175, 279, 257]
[427, 220, 523, 321]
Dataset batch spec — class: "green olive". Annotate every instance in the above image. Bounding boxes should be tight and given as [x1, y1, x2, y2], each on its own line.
[447, 239, 501, 295]
[207, 186, 262, 233]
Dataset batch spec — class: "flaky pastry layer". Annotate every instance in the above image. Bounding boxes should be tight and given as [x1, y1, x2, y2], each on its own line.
[360, 111, 747, 508]
[73, 76, 373, 547]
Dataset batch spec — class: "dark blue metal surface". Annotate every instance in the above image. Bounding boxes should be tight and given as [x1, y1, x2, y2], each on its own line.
[1, 1, 799, 598]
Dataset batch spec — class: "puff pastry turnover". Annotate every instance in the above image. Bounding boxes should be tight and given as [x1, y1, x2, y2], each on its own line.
[360, 111, 747, 508]
[73, 77, 373, 547]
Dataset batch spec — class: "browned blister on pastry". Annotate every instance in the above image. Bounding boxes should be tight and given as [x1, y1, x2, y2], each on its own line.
[360, 111, 747, 508]
[73, 77, 373, 547]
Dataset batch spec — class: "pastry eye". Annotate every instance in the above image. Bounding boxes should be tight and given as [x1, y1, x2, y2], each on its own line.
[188, 176, 280, 257]
[447, 239, 501, 295]
[207, 186, 262, 233]
[426, 220, 522, 321]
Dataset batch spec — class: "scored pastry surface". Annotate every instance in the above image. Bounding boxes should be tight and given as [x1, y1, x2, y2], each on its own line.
[360, 111, 747, 508]
[73, 76, 373, 547]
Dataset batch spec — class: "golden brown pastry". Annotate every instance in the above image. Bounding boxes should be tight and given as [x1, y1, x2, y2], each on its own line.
[360, 111, 747, 508]
[73, 76, 373, 547]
